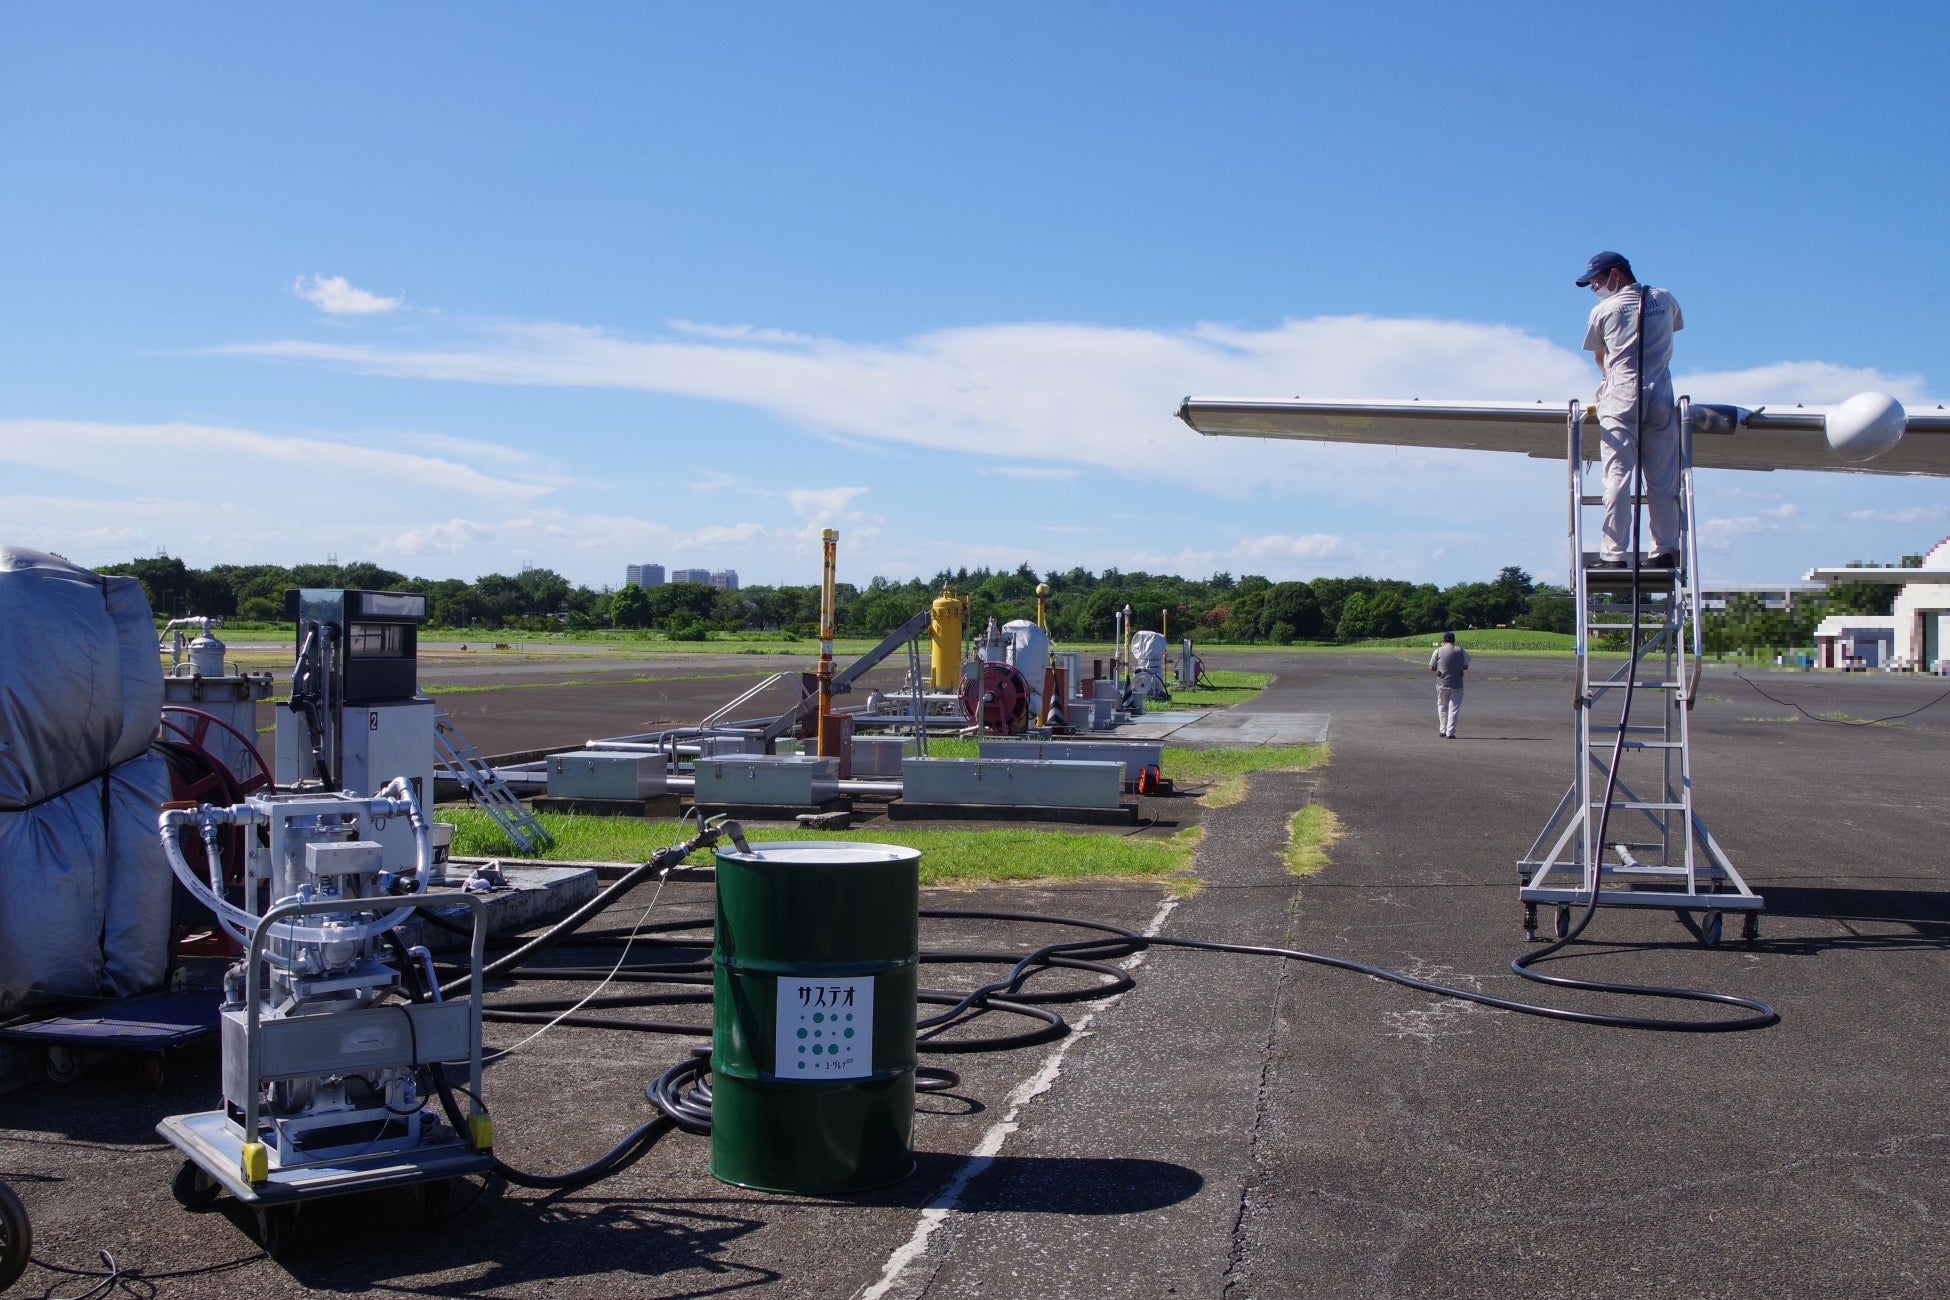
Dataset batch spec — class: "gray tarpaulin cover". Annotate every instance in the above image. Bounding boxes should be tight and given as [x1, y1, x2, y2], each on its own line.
[0, 547, 172, 1010]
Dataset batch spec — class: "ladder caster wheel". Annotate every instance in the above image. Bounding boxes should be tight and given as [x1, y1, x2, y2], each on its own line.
[1553, 905, 1572, 940]
[1700, 911, 1723, 947]
[418, 1177, 455, 1229]
[1523, 903, 1538, 943]
[256, 1205, 299, 1259]
[1741, 913, 1759, 949]
[45, 1046, 82, 1084]
[171, 1160, 222, 1209]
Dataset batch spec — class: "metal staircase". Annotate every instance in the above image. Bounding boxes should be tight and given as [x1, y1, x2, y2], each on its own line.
[430, 704, 552, 855]
[1517, 399, 1763, 945]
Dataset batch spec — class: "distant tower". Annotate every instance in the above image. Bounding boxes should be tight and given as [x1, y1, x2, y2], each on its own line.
[626, 564, 642, 587]
[643, 563, 665, 586]
[710, 570, 739, 591]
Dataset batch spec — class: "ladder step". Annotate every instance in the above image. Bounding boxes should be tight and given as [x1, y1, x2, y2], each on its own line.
[1589, 681, 1682, 691]
[1592, 800, 1687, 811]
[1580, 496, 1649, 506]
[1620, 740, 1684, 749]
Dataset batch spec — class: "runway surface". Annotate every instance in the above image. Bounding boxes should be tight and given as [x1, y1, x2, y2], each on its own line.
[7, 651, 1948, 1297]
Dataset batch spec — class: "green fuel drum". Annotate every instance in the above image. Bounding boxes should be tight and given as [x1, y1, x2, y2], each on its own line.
[710, 842, 920, 1194]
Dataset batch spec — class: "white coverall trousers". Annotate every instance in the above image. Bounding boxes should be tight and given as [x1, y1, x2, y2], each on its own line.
[1598, 400, 1682, 561]
[1436, 686, 1462, 738]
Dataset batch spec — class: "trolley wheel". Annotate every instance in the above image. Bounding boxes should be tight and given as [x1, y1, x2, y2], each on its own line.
[45, 1046, 81, 1084]
[1700, 911, 1724, 947]
[256, 1205, 299, 1259]
[140, 1051, 166, 1092]
[170, 1160, 222, 1210]
[1553, 905, 1572, 940]
[0, 1179, 31, 1292]
[1522, 902, 1538, 943]
[1742, 913, 1760, 950]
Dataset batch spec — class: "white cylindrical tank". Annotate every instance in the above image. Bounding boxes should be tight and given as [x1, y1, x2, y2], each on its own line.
[188, 633, 226, 677]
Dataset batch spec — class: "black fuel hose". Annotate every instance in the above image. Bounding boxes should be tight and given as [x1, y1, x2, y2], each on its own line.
[435, 830, 725, 1001]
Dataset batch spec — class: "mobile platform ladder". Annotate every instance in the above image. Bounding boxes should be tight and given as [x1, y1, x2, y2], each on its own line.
[1517, 397, 1764, 946]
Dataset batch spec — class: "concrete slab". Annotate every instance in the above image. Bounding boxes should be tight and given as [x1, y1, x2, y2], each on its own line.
[395, 864, 600, 953]
[1166, 708, 1331, 747]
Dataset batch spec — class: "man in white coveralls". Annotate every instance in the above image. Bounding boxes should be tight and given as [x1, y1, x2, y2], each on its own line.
[1576, 251, 1684, 570]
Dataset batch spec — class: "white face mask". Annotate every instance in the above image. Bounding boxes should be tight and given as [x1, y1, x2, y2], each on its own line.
[1591, 277, 1617, 301]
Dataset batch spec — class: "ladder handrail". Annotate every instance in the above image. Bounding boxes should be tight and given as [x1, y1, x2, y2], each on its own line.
[431, 704, 551, 854]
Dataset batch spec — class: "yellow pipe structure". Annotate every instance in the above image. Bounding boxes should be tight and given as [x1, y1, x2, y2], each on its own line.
[929, 586, 965, 689]
[1036, 583, 1049, 631]
[817, 529, 838, 758]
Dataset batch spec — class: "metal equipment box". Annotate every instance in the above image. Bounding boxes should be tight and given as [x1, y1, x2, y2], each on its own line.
[851, 735, 919, 779]
[220, 1000, 473, 1112]
[900, 757, 1124, 809]
[699, 734, 765, 757]
[978, 738, 1162, 782]
[547, 750, 667, 800]
[693, 755, 841, 805]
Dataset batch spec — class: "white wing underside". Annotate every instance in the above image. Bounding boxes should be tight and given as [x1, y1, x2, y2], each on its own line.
[1177, 398, 1950, 477]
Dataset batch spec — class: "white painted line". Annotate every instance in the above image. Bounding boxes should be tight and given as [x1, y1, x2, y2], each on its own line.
[855, 894, 1182, 1300]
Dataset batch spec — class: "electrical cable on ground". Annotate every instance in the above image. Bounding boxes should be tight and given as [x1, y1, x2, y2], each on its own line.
[1733, 671, 1950, 725]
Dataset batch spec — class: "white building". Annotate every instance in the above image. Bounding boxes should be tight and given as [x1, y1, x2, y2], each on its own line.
[624, 563, 665, 588]
[670, 568, 713, 585]
[1805, 534, 1950, 672]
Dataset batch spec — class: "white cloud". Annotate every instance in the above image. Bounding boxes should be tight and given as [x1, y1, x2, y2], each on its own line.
[1697, 505, 1809, 550]
[1836, 505, 1946, 524]
[384, 518, 497, 555]
[1673, 361, 1928, 405]
[1231, 532, 1350, 561]
[774, 485, 870, 521]
[988, 466, 1079, 481]
[213, 315, 1596, 497]
[0, 419, 549, 503]
[668, 319, 818, 345]
[293, 274, 403, 316]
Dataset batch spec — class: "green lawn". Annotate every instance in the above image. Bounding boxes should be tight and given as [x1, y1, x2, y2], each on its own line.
[443, 740, 1327, 887]
[444, 808, 1202, 891]
[1216, 630, 1574, 655]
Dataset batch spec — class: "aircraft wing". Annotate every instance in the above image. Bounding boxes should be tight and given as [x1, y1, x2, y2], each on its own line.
[1176, 396, 1950, 477]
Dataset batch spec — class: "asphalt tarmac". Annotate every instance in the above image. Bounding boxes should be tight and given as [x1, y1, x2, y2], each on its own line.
[6, 652, 1948, 1297]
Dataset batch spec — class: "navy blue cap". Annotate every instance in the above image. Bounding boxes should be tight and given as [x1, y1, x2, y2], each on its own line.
[1575, 251, 1630, 287]
[1441, 631, 1456, 642]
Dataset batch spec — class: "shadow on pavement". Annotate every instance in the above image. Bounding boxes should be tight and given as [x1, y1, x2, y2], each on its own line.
[266, 1189, 778, 1297]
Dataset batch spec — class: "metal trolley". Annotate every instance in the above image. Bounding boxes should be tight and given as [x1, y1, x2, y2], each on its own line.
[156, 892, 493, 1256]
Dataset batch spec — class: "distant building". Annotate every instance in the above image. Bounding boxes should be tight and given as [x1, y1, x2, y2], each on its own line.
[670, 568, 713, 586]
[624, 563, 665, 588]
[710, 570, 739, 591]
[1696, 583, 1822, 612]
[1806, 534, 1950, 672]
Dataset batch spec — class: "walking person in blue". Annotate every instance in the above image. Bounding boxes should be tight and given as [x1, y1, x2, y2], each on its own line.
[1429, 631, 1469, 738]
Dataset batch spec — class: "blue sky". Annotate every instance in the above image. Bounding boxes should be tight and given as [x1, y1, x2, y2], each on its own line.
[4, 3, 1945, 592]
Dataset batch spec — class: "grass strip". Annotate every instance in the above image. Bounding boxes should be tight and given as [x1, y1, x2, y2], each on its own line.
[1284, 804, 1343, 877]
[1147, 670, 1271, 711]
[443, 809, 1201, 890]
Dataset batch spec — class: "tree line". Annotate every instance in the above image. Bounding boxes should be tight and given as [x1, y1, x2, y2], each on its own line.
[94, 553, 1891, 650]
